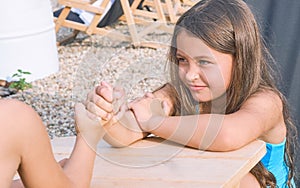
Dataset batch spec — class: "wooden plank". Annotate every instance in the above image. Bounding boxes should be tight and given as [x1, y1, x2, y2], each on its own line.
[120, 0, 141, 46]
[59, 0, 106, 13]
[91, 157, 251, 180]
[51, 136, 266, 160]
[58, 19, 88, 31]
[55, 6, 72, 32]
[91, 179, 222, 188]
[164, 0, 178, 23]
[51, 137, 266, 187]
[153, 0, 167, 22]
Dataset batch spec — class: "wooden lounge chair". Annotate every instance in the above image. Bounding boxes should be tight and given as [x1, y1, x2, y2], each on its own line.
[54, 0, 176, 48]
[141, 0, 190, 24]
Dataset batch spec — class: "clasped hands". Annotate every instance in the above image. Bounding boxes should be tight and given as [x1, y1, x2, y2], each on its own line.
[77, 81, 170, 148]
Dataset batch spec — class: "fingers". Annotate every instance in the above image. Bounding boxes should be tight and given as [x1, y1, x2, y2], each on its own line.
[75, 103, 99, 122]
[85, 84, 114, 121]
[75, 102, 86, 115]
[112, 86, 126, 114]
[89, 87, 113, 112]
[86, 100, 112, 121]
[96, 81, 113, 102]
[127, 92, 156, 110]
[114, 103, 128, 122]
[85, 82, 128, 126]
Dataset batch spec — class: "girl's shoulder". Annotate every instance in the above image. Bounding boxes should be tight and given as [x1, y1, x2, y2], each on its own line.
[242, 89, 286, 143]
[243, 89, 283, 112]
[0, 98, 28, 110]
[0, 99, 37, 119]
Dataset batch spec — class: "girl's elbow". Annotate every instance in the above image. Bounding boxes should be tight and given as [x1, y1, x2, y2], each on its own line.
[207, 130, 242, 151]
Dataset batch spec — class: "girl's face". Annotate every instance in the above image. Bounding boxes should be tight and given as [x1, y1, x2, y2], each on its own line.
[176, 31, 234, 102]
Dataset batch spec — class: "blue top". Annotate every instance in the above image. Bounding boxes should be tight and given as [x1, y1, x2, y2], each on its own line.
[261, 138, 295, 187]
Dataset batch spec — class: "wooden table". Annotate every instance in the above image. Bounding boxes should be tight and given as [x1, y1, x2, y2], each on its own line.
[51, 136, 266, 188]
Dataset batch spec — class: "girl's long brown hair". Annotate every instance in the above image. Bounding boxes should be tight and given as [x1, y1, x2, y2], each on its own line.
[167, 0, 298, 187]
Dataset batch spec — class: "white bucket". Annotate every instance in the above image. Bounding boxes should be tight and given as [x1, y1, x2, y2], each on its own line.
[0, 0, 59, 82]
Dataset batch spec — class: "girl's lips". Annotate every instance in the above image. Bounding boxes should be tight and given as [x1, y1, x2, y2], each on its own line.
[188, 85, 207, 91]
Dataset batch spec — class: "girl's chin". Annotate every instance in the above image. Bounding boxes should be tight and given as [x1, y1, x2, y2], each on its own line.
[192, 94, 228, 105]
[192, 96, 211, 103]
[190, 92, 210, 102]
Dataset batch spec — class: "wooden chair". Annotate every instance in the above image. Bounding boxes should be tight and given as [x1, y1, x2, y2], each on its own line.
[181, 0, 197, 6]
[119, 0, 174, 48]
[54, 0, 174, 48]
[141, 0, 190, 24]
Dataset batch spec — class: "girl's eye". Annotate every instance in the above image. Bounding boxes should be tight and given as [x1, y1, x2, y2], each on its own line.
[197, 60, 210, 65]
[177, 57, 188, 64]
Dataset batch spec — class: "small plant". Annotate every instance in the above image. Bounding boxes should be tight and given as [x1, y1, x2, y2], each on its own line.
[9, 69, 32, 91]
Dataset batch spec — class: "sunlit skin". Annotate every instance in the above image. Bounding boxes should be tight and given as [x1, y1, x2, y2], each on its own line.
[176, 30, 234, 103]
[84, 0, 291, 185]
[87, 55, 286, 188]
[0, 99, 107, 188]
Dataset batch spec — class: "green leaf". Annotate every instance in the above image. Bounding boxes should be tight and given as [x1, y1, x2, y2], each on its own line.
[9, 82, 17, 88]
[12, 73, 19, 77]
[9, 69, 32, 91]
[23, 71, 31, 75]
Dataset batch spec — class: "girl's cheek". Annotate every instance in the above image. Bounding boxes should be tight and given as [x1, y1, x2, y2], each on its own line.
[178, 68, 186, 81]
[206, 74, 228, 97]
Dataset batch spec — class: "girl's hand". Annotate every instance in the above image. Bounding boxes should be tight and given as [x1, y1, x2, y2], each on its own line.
[85, 81, 113, 125]
[85, 81, 125, 126]
[129, 93, 170, 132]
[75, 103, 105, 150]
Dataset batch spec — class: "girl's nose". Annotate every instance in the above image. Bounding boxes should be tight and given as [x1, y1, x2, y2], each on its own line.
[186, 63, 201, 81]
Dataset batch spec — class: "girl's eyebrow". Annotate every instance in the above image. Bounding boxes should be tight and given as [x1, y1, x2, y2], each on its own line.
[176, 50, 215, 60]
[176, 50, 186, 56]
[176, 51, 215, 61]
[193, 55, 215, 61]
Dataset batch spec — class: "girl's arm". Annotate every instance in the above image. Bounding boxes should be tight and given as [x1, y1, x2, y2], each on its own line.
[87, 82, 173, 147]
[131, 91, 286, 151]
[85, 82, 149, 147]
[103, 109, 150, 147]
[0, 99, 104, 188]
[60, 102, 105, 188]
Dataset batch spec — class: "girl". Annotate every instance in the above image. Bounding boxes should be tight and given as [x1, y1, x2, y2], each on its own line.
[86, 0, 298, 187]
[0, 99, 106, 188]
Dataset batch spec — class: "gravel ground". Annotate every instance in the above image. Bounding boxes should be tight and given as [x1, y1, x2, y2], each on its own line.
[5, 1, 174, 139]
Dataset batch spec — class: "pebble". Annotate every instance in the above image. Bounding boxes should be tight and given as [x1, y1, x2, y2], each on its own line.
[3, 3, 173, 139]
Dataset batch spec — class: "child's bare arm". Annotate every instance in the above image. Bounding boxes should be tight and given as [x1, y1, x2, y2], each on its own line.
[2, 100, 104, 188]
[103, 83, 178, 147]
[103, 109, 149, 147]
[152, 83, 180, 116]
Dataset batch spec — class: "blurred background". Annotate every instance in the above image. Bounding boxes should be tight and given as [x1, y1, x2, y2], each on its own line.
[245, 0, 300, 186]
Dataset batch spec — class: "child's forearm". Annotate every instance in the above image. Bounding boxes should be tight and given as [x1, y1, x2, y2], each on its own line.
[104, 110, 149, 147]
[60, 103, 107, 188]
[103, 83, 178, 147]
[62, 134, 97, 188]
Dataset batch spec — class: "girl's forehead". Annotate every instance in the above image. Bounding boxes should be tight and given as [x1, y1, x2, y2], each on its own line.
[176, 31, 216, 60]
